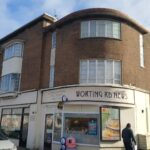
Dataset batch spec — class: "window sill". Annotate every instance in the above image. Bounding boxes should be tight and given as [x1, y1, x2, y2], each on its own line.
[79, 36, 122, 41]
[0, 91, 18, 98]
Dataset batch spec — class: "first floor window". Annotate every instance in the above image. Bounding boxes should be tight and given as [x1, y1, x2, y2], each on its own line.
[64, 113, 99, 145]
[0, 73, 20, 92]
[80, 59, 121, 85]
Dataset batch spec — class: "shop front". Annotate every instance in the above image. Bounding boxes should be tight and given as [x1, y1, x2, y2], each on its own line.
[0, 90, 39, 149]
[41, 85, 150, 150]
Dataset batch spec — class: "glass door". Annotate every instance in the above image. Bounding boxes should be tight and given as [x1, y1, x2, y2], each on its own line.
[44, 114, 53, 150]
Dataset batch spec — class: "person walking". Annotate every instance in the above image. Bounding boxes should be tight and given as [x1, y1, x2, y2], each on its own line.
[122, 123, 136, 150]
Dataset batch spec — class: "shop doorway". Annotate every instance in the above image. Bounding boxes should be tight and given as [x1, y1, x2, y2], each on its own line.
[19, 108, 29, 147]
[44, 114, 53, 150]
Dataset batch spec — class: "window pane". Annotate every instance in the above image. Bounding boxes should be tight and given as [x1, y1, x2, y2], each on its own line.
[52, 32, 56, 49]
[1, 115, 21, 139]
[53, 113, 62, 141]
[90, 20, 96, 37]
[97, 60, 105, 83]
[13, 43, 23, 57]
[1, 74, 20, 92]
[81, 21, 89, 38]
[64, 113, 99, 144]
[88, 60, 96, 83]
[24, 108, 30, 114]
[96, 20, 105, 37]
[80, 60, 88, 83]
[12, 108, 22, 115]
[106, 21, 113, 37]
[113, 22, 120, 39]
[11, 74, 20, 91]
[114, 61, 121, 84]
[49, 66, 54, 88]
[2, 109, 11, 115]
[106, 60, 113, 84]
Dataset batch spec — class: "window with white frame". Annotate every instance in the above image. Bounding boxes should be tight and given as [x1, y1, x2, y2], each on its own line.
[139, 34, 144, 67]
[80, 59, 121, 84]
[0, 73, 20, 92]
[81, 20, 120, 39]
[4, 42, 23, 60]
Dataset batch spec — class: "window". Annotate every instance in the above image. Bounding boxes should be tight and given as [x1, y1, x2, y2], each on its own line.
[49, 66, 54, 88]
[139, 34, 144, 67]
[0, 73, 20, 92]
[0, 108, 29, 139]
[64, 113, 99, 145]
[100, 107, 120, 141]
[4, 42, 23, 60]
[52, 32, 56, 49]
[80, 59, 121, 84]
[53, 113, 62, 141]
[81, 20, 120, 39]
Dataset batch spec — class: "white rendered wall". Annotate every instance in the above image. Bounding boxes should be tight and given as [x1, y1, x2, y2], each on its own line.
[2, 57, 23, 76]
[135, 91, 148, 134]
[26, 104, 38, 149]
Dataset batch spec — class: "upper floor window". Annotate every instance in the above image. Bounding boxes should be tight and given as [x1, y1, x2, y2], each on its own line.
[0, 73, 20, 92]
[81, 20, 120, 39]
[4, 42, 23, 60]
[52, 32, 56, 49]
[139, 34, 144, 67]
[80, 59, 121, 85]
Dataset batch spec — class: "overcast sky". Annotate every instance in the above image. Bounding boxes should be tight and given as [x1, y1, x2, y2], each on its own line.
[0, 0, 150, 39]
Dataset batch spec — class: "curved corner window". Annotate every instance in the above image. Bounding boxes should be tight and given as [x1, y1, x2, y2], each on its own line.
[80, 59, 121, 85]
[81, 20, 120, 39]
[4, 42, 23, 60]
[0, 73, 20, 92]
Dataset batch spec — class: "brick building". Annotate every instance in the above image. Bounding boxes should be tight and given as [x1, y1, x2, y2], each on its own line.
[0, 8, 150, 150]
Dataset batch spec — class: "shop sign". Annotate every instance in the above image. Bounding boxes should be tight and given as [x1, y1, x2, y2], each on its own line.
[43, 86, 134, 104]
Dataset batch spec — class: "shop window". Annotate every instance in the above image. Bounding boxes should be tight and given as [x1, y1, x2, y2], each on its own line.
[0, 73, 20, 92]
[80, 20, 120, 39]
[4, 42, 23, 60]
[1, 108, 22, 139]
[64, 113, 99, 145]
[100, 107, 120, 141]
[0, 108, 29, 140]
[80, 59, 121, 85]
[53, 113, 62, 141]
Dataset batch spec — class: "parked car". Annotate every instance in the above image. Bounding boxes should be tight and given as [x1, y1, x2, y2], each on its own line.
[0, 131, 17, 150]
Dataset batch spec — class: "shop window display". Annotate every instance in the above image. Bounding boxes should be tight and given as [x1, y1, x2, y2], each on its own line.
[0, 108, 29, 140]
[100, 107, 120, 141]
[64, 113, 99, 145]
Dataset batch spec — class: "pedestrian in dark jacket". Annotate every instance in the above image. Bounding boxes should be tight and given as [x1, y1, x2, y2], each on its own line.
[122, 123, 136, 150]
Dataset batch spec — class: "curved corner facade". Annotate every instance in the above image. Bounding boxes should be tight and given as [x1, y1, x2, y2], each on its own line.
[0, 8, 150, 150]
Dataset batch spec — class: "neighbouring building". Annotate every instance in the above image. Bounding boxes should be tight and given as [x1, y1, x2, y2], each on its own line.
[0, 8, 150, 150]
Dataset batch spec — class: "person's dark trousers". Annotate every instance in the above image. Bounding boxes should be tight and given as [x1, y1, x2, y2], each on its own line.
[123, 141, 135, 150]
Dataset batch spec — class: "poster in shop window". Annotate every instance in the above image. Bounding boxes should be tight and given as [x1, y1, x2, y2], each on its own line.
[101, 107, 120, 141]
